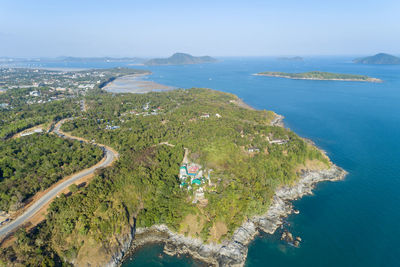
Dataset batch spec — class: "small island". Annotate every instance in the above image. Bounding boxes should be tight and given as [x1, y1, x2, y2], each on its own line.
[145, 52, 217, 65]
[277, 56, 304, 62]
[353, 53, 400, 65]
[255, 71, 382, 82]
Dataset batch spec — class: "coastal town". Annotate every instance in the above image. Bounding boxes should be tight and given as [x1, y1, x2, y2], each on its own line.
[0, 68, 148, 109]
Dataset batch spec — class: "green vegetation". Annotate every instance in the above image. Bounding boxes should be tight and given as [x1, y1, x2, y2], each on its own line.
[0, 226, 68, 267]
[353, 53, 400, 64]
[257, 71, 380, 82]
[0, 87, 79, 140]
[1, 88, 330, 266]
[0, 134, 103, 211]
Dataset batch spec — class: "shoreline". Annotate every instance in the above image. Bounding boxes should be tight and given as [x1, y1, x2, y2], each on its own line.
[253, 73, 382, 83]
[270, 114, 284, 127]
[114, 165, 346, 267]
[103, 74, 173, 94]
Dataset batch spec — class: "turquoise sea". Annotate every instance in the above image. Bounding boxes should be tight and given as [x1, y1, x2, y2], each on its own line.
[16, 57, 400, 266]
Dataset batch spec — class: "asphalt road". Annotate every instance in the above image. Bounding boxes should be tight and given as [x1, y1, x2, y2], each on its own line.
[0, 119, 116, 238]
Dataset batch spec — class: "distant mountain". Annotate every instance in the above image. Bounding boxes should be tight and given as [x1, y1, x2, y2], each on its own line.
[353, 53, 400, 65]
[277, 56, 303, 62]
[145, 53, 217, 65]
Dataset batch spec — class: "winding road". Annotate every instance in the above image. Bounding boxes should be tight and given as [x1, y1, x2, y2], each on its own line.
[0, 118, 118, 238]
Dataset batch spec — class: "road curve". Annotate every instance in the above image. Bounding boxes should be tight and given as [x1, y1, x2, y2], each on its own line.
[0, 118, 117, 238]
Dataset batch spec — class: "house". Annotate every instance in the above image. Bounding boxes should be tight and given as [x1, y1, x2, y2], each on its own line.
[191, 179, 201, 185]
[200, 114, 210, 118]
[179, 166, 188, 178]
[269, 139, 288, 145]
[187, 165, 200, 176]
[29, 91, 40, 97]
[215, 113, 222, 118]
[267, 136, 288, 145]
[248, 147, 260, 153]
[105, 125, 120, 130]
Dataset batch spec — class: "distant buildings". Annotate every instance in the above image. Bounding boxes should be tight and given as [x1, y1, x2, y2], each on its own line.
[267, 136, 289, 145]
[105, 125, 120, 130]
[0, 103, 9, 109]
[29, 90, 40, 97]
[248, 147, 260, 153]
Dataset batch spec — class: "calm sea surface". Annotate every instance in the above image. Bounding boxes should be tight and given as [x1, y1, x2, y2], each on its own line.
[18, 57, 400, 266]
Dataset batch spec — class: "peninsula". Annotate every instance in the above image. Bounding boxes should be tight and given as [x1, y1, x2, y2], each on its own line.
[144, 52, 217, 65]
[1, 76, 346, 267]
[353, 53, 400, 65]
[255, 71, 382, 82]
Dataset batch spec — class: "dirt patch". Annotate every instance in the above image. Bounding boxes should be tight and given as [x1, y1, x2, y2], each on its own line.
[296, 159, 329, 173]
[208, 221, 228, 242]
[179, 214, 205, 238]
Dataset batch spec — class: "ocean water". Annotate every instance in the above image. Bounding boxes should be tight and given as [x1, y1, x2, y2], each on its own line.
[18, 57, 400, 266]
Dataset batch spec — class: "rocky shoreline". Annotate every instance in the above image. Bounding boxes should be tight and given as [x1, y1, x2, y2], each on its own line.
[111, 164, 346, 267]
[270, 114, 284, 127]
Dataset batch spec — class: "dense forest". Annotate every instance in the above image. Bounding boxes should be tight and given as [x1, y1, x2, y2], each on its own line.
[0, 134, 103, 212]
[1, 88, 330, 266]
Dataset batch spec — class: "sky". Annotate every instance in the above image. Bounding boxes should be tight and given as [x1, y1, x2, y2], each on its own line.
[0, 0, 399, 57]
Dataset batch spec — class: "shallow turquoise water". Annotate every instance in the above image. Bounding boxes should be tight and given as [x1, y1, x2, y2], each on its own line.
[23, 57, 400, 266]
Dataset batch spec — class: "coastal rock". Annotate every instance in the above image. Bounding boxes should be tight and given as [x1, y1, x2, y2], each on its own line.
[270, 114, 285, 127]
[280, 231, 294, 243]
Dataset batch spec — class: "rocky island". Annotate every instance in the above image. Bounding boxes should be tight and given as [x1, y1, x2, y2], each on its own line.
[353, 53, 400, 65]
[255, 71, 382, 82]
[1, 87, 346, 267]
[144, 52, 217, 65]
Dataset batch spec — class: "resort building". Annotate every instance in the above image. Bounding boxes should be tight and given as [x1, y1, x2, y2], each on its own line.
[179, 162, 210, 189]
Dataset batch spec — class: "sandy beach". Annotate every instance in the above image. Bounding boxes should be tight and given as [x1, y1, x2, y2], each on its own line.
[103, 74, 172, 94]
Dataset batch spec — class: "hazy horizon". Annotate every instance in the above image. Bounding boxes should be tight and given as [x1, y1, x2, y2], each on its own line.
[1, 0, 399, 57]
[1, 54, 399, 60]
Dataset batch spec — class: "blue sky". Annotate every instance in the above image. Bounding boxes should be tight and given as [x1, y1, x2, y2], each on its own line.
[0, 0, 399, 57]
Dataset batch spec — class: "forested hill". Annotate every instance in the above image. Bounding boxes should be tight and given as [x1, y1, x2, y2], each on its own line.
[2, 88, 330, 266]
[353, 53, 400, 64]
[145, 53, 217, 65]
